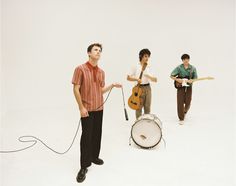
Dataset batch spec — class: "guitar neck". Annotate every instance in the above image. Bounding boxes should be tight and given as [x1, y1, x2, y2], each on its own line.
[192, 77, 212, 82]
[136, 72, 143, 86]
[138, 71, 143, 80]
[139, 62, 147, 80]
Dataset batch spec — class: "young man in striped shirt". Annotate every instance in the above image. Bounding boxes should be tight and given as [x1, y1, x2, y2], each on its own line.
[72, 43, 122, 183]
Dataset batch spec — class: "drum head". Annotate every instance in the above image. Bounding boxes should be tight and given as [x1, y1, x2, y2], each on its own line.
[131, 116, 162, 149]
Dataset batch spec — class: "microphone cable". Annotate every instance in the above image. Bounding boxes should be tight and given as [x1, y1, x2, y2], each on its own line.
[0, 87, 128, 154]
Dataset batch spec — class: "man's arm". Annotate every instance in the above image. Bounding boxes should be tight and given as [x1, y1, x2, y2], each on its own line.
[73, 84, 88, 117]
[170, 76, 183, 83]
[127, 75, 142, 84]
[170, 66, 183, 83]
[102, 83, 122, 94]
[144, 74, 157, 83]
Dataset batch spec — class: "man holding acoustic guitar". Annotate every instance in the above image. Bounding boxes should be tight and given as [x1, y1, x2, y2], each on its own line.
[127, 49, 157, 119]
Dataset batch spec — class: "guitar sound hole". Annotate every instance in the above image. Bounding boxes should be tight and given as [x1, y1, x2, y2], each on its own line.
[134, 93, 138, 96]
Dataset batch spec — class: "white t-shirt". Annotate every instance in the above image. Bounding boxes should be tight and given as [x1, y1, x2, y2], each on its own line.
[129, 63, 153, 85]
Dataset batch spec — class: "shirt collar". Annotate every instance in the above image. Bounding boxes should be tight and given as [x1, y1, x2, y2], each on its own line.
[181, 64, 192, 70]
[86, 61, 99, 82]
[86, 61, 98, 71]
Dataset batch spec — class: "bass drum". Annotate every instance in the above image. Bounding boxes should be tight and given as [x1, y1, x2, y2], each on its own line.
[131, 114, 162, 149]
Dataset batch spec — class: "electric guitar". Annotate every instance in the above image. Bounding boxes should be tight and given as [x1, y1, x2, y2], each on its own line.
[174, 76, 214, 89]
[128, 63, 148, 110]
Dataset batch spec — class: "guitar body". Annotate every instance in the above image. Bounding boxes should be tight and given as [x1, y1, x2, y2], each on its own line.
[174, 78, 189, 89]
[174, 80, 181, 89]
[128, 85, 143, 110]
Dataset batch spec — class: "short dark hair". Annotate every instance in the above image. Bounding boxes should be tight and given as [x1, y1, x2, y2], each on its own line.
[139, 48, 151, 61]
[87, 43, 102, 53]
[181, 54, 190, 61]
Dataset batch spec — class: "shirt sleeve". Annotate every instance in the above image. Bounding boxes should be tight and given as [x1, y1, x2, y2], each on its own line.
[171, 66, 180, 77]
[72, 67, 83, 85]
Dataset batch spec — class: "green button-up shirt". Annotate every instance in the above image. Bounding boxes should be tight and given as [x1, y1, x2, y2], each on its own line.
[171, 64, 198, 79]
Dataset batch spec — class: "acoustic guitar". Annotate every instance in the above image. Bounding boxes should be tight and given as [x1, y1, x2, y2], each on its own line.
[174, 76, 214, 89]
[128, 62, 148, 110]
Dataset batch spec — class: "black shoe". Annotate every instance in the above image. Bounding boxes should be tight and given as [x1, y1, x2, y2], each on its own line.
[76, 168, 88, 183]
[92, 158, 104, 165]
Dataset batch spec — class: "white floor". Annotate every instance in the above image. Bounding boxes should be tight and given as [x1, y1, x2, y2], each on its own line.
[0, 106, 235, 186]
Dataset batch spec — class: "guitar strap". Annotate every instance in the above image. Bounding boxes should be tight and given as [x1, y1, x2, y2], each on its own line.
[184, 66, 194, 91]
[189, 66, 193, 79]
[181, 65, 194, 91]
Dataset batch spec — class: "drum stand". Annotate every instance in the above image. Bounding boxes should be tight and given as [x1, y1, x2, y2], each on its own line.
[129, 136, 132, 146]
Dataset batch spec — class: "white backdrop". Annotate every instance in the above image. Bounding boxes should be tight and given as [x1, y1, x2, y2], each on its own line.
[1, 0, 235, 186]
[1, 0, 235, 115]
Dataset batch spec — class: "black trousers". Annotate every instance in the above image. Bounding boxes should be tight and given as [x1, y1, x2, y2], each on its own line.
[80, 110, 103, 168]
[177, 87, 192, 120]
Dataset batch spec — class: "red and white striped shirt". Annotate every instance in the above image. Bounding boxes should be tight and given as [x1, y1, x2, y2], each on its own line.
[72, 61, 105, 111]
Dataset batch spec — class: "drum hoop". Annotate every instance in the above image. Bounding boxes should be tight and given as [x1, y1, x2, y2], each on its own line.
[131, 118, 162, 149]
[134, 117, 162, 127]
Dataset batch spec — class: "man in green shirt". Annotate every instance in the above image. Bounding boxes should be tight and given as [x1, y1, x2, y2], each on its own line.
[170, 54, 198, 124]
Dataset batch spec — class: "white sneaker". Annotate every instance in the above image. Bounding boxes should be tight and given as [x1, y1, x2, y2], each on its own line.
[184, 112, 187, 119]
[179, 120, 184, 125]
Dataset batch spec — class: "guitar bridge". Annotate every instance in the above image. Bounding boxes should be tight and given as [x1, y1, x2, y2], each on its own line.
[131, 101, 137, 105]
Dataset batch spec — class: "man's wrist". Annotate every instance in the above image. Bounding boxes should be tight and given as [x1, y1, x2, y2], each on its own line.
[79, 105, 85, 110]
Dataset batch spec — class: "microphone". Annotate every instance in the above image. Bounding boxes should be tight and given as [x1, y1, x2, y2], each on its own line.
[121, 87, 129, 121]
[124, 108, 129, 121]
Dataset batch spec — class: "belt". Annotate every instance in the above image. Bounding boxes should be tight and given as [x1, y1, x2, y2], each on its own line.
[139, 83, 150, 87]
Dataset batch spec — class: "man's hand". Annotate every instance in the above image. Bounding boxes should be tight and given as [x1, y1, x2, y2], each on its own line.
[80, 106, 89, 118]
[176, 78, 183, 84]
[112, 83, 122, 88]
[187, 79, 193, 84]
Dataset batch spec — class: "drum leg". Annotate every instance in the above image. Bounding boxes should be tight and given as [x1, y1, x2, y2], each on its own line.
[162, 137, 166, 149]
[129, 136, 132, 146]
